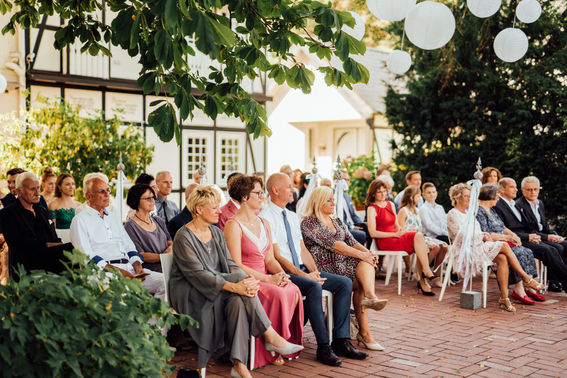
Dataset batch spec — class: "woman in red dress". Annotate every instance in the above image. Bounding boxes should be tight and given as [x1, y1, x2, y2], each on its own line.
[224, 175, 304, 368]
[366, 179, 438, 296]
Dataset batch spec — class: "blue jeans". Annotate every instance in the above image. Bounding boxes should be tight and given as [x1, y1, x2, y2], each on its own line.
[289, 271, 352, 345]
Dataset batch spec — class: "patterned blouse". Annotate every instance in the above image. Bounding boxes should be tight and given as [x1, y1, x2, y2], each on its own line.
[300, 215, 360, 280]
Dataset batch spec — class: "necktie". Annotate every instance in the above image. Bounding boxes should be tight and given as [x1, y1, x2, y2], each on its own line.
[162, 200, 169, 222]
[282, 210, 300, 267]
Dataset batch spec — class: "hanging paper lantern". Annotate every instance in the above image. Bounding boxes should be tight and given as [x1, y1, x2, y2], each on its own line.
[493, 28, 529, 62]
[366, 0, 417, 22]
[516, 0, 542, 24]
[387, 50, 412, 74]
[0, 74, 7, 93]
[342, 11, 366, 40]
[404, 1, 456, 50]
[466, 0, 501, 18]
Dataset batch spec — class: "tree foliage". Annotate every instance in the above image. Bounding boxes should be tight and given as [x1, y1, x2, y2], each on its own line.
[1, 0, 370, 143]
[384, 2, 567, 232]
[0, 250, 197, 377]
[0, 98, 153, 198]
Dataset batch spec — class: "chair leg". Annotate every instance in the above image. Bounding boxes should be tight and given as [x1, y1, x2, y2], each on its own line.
[482, 266, 488, 308]
[439, 254, 453, 302]
[326, 294, 333, 343]
[384, 255, 395, 286]
[397, 255, 403, 296]
[249, 336, 255, 370]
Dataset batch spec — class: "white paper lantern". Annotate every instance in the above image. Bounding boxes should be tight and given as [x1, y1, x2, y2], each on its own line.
[466, 0, 501, 18]
[0, 74, 7, 93]
[404, 1, 456, 50]
[387, 50, 412, 74]
[342, 11, 366, 40]
[516, 0, 542, 24]
[493, 28, 529, 62]
[367, 0, 417, 22]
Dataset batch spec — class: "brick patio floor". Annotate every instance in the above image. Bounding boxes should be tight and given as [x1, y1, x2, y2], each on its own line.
[171, 274, 567, 377]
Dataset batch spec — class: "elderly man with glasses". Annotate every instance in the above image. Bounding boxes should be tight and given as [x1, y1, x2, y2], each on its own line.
[70, 175, 165, 298]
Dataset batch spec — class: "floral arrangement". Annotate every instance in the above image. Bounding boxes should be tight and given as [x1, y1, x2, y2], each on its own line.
[342, 154, 379, 208]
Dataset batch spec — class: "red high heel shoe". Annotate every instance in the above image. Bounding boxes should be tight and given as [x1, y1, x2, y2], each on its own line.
[526, 290, 547, 302]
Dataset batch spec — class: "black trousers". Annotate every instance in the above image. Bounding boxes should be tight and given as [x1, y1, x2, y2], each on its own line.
[523, 240, 567, 283]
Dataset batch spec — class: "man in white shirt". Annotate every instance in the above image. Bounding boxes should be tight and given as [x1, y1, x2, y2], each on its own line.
[419, 183, 449, 244]
[394, 170, 424, 210]
[70, 176, 165, 298]
[260, 173, 367, 366]
[155, 171, 180, 223]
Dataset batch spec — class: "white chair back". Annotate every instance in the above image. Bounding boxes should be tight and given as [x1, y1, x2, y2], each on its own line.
[56, 229, 71, 243]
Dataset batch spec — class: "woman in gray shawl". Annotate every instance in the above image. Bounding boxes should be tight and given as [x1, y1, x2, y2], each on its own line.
[169, 186, 303, 378]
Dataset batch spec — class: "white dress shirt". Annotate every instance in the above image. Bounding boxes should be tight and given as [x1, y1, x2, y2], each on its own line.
[70, 205, 142, 269]
[259, 201, 304, 266]
[528, 199, 543, 231]
[419, 201, 448, 238]
[499, 195, 522, 221]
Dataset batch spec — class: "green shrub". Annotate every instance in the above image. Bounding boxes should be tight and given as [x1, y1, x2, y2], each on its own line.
[0, 250, 196, 377]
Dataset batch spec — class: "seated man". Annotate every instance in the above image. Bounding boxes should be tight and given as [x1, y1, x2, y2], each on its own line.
[1, 168, 49, 209]
[167, 183, 198, 239]
[494, 177, 567, 292]
[394, 170, 423, 210]
[260, 173, 367, 366]
[217, 172, 244, 230]
[70, 176, 165, 298]
[339, 170, 366, 245]
[0, 172, 72, 277]
[419, 182, 449, 244]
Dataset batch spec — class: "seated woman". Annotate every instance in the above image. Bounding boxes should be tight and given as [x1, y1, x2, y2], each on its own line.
[300, 186, 387, 351]
[169, 186, 303, 378]
[481, 167, 502, 185]
[41, 167, 57, 205]
[366, 179, 439, 296]
[48, 173, 81, 229]
[476, 184, 546, 304]
[124, 184, 172, 273]
[397, 185, 447, 286]
[224, 175, 304, 368]
[447, 183, 545, 312]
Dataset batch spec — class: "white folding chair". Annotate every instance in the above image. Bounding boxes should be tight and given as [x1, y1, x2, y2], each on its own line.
[369, 239, 408, 295]
[535, 258, 548, 292]
[160, 253, 209, 377]
[55, 228, 71, 243]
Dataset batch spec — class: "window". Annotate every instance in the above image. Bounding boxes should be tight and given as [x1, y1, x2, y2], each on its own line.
[219, 136, 240, 184]
[187, 136, 208, 179]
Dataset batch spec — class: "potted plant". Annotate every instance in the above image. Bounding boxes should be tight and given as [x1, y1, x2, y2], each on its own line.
[342, 154, 379, 210]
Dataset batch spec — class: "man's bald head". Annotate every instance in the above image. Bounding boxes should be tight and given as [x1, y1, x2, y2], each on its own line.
[266, 173, 294, 207]
[499, 177, 514, 190]
[498, 177, 518, 201]
[185, 183, 199, 201]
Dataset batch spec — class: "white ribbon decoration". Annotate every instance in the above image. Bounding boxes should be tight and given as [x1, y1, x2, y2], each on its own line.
[334, 178, 348, 220]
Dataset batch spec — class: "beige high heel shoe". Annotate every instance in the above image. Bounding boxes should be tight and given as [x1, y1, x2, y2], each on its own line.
[498, 297, 516, 312]
[360, 297, 388, 312]
[356, 333, 385, 351]
[523, 277, 546, 292]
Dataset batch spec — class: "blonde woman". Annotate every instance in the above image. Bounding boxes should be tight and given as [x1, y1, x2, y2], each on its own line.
[300, 186, 387, 351]
[447, 183, 545, 312]
[169, 186, 303, 378]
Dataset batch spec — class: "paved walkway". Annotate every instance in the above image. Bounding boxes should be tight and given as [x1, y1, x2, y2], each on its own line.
[171, 274, 567, 377]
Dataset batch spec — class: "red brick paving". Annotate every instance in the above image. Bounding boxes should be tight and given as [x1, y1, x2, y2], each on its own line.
[170, 274, 567, 377]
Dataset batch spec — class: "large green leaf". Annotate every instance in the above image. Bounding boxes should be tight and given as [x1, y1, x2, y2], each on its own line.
[154, 29, 173, 69]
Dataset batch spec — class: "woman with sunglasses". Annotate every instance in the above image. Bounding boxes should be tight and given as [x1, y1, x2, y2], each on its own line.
[224, 175, 304, 368]
[124, 183, 172, 273]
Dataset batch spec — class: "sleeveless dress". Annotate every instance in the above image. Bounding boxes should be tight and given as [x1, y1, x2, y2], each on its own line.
[399, 207, 446, 247]
[371, 202, 416, 254]
[49, 208, 76, 229]
[236, 218, 304, 368]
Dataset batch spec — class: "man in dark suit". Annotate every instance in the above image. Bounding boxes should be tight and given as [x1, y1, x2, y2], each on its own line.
[167, 183, 197, 239]
[340, 170, 367, 245]
[0, 172, 72, 278]
[494, 177, 567, 292]
[1, 168, 48, 209]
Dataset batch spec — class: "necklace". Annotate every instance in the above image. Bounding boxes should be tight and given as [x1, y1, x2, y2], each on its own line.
[135, 214, 153, 225]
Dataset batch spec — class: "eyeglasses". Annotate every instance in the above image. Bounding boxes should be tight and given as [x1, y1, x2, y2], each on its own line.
[524, 188, 540, 192]
[92, 189, 111, 195]
[140, 196, 156, 201]
[458, 195, 471, 199]
[250, 191, 266, 198]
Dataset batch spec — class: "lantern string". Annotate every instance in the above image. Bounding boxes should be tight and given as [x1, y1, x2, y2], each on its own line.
[401, 29, 406, 50]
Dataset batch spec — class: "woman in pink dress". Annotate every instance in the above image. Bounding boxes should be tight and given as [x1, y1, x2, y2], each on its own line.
[366, 179, 438, 296]
[224, 175, 303, 368]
